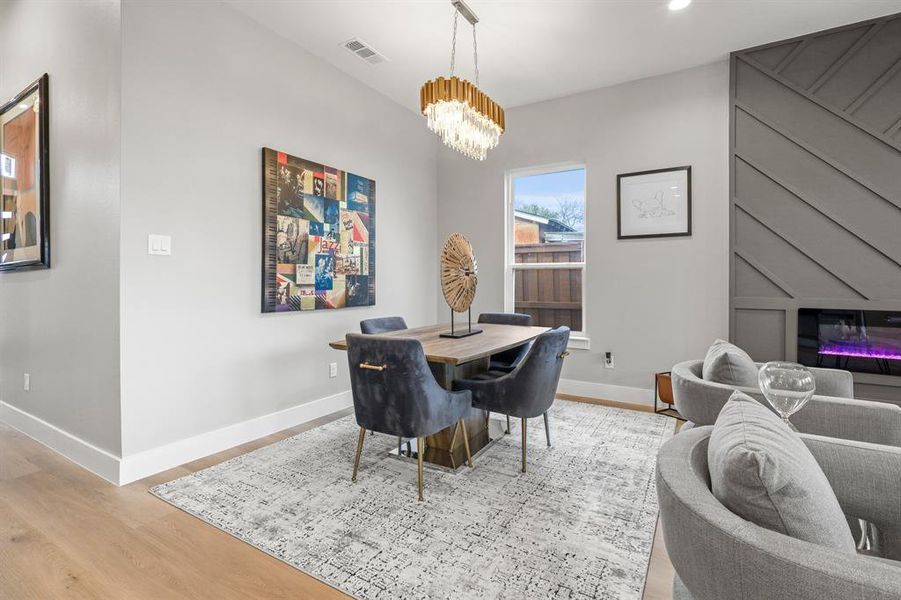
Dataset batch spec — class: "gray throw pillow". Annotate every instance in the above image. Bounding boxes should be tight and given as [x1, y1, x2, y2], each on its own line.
[702, 339, 758, 387]
[708, 391, 856, 552]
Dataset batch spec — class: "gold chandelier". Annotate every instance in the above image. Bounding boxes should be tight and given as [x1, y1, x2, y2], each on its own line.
[420, 0, 504, 161]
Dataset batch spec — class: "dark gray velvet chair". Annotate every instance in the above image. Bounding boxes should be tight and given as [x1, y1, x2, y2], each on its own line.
[359, 316, 409, 441]
[346, 333, 473, 501]
[478, 312, 534, 373]
[453, 326, 570, 473]
[359, 316, 408, 334]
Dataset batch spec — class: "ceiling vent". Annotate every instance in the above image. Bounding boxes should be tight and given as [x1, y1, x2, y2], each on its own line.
[342, 38, 388, 65]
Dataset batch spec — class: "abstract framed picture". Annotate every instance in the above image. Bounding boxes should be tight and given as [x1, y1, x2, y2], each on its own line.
[261, 148, 375, 312]
[0, 74, 50, 271]
[617, 166, 691, 240]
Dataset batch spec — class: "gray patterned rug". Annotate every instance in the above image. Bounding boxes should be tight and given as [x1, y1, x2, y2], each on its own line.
[151, 400, 675, 599]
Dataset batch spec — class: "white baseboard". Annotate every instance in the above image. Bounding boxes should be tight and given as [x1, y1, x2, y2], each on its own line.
[1, 392, 353, 486]
[0, 401, 121, 484]
[557, 378, 654, 407]
[118, 390, 353, 485]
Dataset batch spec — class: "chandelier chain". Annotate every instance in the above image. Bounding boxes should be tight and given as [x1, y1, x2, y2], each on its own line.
[450, 8, 459, 75]
[472, 23, 479, 87]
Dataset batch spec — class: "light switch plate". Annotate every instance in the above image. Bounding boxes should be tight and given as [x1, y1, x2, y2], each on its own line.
[148, 234, 172, 256]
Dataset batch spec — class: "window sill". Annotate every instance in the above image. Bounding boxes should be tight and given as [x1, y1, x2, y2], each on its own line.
[568, 336, 590, 351]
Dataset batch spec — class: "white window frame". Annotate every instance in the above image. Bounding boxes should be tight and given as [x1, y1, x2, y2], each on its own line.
[504, 162, 590, 350]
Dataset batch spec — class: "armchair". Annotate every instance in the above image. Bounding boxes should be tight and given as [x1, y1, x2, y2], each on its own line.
[477, 312, 534, 372]
[671, 360, 901, 446]
[359, 316, 408, 334]
[454, 326, 570, 472]
[346, 334, 473, 501]
[657, 426, 901, 600]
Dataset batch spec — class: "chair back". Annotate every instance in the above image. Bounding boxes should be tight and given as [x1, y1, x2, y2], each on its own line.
[346, 334, 456, 438]
[503, 326, 570, 418]
[478, 312, 533, 326]
[360, 316, 408, 334]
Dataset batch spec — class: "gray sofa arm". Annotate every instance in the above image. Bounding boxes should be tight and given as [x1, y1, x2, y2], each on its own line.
[806, 365, 855, 399]
[671, 360, 901, 447]
[802, 434, 901, 560]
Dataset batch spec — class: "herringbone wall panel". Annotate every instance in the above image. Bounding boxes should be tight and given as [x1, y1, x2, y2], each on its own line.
[730, 13, 901, 402]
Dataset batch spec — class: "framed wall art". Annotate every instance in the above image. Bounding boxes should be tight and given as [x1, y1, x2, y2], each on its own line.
[0, 74, 50, 271]
[617, 166, 691, 240]
[261, 148, 375, 312]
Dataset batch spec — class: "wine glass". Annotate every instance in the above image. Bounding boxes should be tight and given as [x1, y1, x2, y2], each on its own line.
[758, 362, 816, 430]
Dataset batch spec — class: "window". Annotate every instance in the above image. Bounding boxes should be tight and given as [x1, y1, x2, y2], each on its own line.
[505, 164, 588, 346]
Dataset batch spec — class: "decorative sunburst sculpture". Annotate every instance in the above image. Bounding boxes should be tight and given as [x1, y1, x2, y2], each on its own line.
[439, 233, 482, 338]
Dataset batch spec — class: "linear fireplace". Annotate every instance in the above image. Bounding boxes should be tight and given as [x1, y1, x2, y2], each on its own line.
[798, 308, 901, 377]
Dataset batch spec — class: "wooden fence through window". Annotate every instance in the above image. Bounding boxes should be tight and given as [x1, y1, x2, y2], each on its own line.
[514, 242, 583, 331]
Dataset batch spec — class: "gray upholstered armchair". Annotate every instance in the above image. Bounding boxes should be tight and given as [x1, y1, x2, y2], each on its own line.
[477, 312, 534, 372]
[454, 326, 570, 473]
[671, 360, 901, 446]
[657, 426, 901, 600]
[346, 334, 473, 501]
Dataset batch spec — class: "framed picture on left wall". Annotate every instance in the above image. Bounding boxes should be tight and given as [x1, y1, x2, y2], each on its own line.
[261, 147, 376, 313]
[0, 74, 50, 271]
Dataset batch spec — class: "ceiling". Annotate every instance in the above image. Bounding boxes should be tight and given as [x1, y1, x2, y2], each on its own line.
[229, 0, 901, 113]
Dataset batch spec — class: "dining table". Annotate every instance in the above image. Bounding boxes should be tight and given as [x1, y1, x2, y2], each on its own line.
[329, 322, 549, 470]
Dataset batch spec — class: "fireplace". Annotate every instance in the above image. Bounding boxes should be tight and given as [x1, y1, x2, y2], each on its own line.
[798, 308, 901, 377]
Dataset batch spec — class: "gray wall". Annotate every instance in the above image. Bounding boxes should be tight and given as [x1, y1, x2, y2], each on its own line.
[0, 0, 122, 455]
[438, 62, 730, 399]
[730, 13, 901, 402]
[119, 1, 439, 456]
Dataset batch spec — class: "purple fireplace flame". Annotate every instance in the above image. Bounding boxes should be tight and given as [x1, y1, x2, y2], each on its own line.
[819, 341, 901, 361]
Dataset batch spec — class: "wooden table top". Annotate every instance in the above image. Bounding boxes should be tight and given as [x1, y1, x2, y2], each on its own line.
[328, 323, 550, 365]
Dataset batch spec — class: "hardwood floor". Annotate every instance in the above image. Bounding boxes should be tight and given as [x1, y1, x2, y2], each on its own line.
[0, 400, 676, 599]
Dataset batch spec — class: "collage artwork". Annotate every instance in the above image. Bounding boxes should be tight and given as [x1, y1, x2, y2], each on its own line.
[262, 148, 375, 312]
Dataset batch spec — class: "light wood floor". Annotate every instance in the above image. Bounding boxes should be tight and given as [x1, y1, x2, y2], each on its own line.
[0, 399, 676, 599]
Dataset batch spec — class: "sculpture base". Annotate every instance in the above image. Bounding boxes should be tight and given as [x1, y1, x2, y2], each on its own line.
[440, 327, 483, 339]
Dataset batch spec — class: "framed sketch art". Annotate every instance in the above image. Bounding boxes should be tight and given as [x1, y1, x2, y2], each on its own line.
[617, 166, 691, 240]
[261, 148, 375, 313]
[0, 74, 50, 271]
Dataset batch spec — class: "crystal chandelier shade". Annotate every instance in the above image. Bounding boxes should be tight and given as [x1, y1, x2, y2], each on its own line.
[420, 77, 504, 160]
[420, 1, 504, 161]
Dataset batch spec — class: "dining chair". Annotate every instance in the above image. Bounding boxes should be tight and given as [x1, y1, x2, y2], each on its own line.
[359, 316, 409, 442]
[453, 326, 570, 473]
[360, 316, 408, 334]
[346, 333, 474, 501]
[477, 312, 534, 373]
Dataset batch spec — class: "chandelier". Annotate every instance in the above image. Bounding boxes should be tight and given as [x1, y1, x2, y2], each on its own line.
[420, 0, 504, 161]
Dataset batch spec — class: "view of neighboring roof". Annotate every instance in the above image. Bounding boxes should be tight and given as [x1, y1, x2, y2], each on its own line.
[514, 209, 576, 232]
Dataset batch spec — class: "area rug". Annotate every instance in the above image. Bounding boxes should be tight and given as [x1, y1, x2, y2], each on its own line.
[151, 400, 675, 599]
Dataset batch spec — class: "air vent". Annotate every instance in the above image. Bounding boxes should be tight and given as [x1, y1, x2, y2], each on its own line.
[342, 38, 388, 65]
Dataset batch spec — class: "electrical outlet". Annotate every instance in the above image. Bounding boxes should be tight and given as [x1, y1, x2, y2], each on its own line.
[329, 362, 338, 378]
[604, 352, 615, 369]
[23, 373, 30, 391]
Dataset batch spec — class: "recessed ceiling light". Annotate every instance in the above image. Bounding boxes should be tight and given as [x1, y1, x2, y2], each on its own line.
[668, 0, 691, 10]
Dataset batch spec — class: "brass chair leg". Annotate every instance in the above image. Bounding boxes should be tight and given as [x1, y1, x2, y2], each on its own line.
[417, 437, 425, 501]
[352, 426, 366, 482]
[459, 418, 473, 467]
[543, 412, 552, 447]
[521, 417, 527, 473]
[506, 415, 511, 434]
